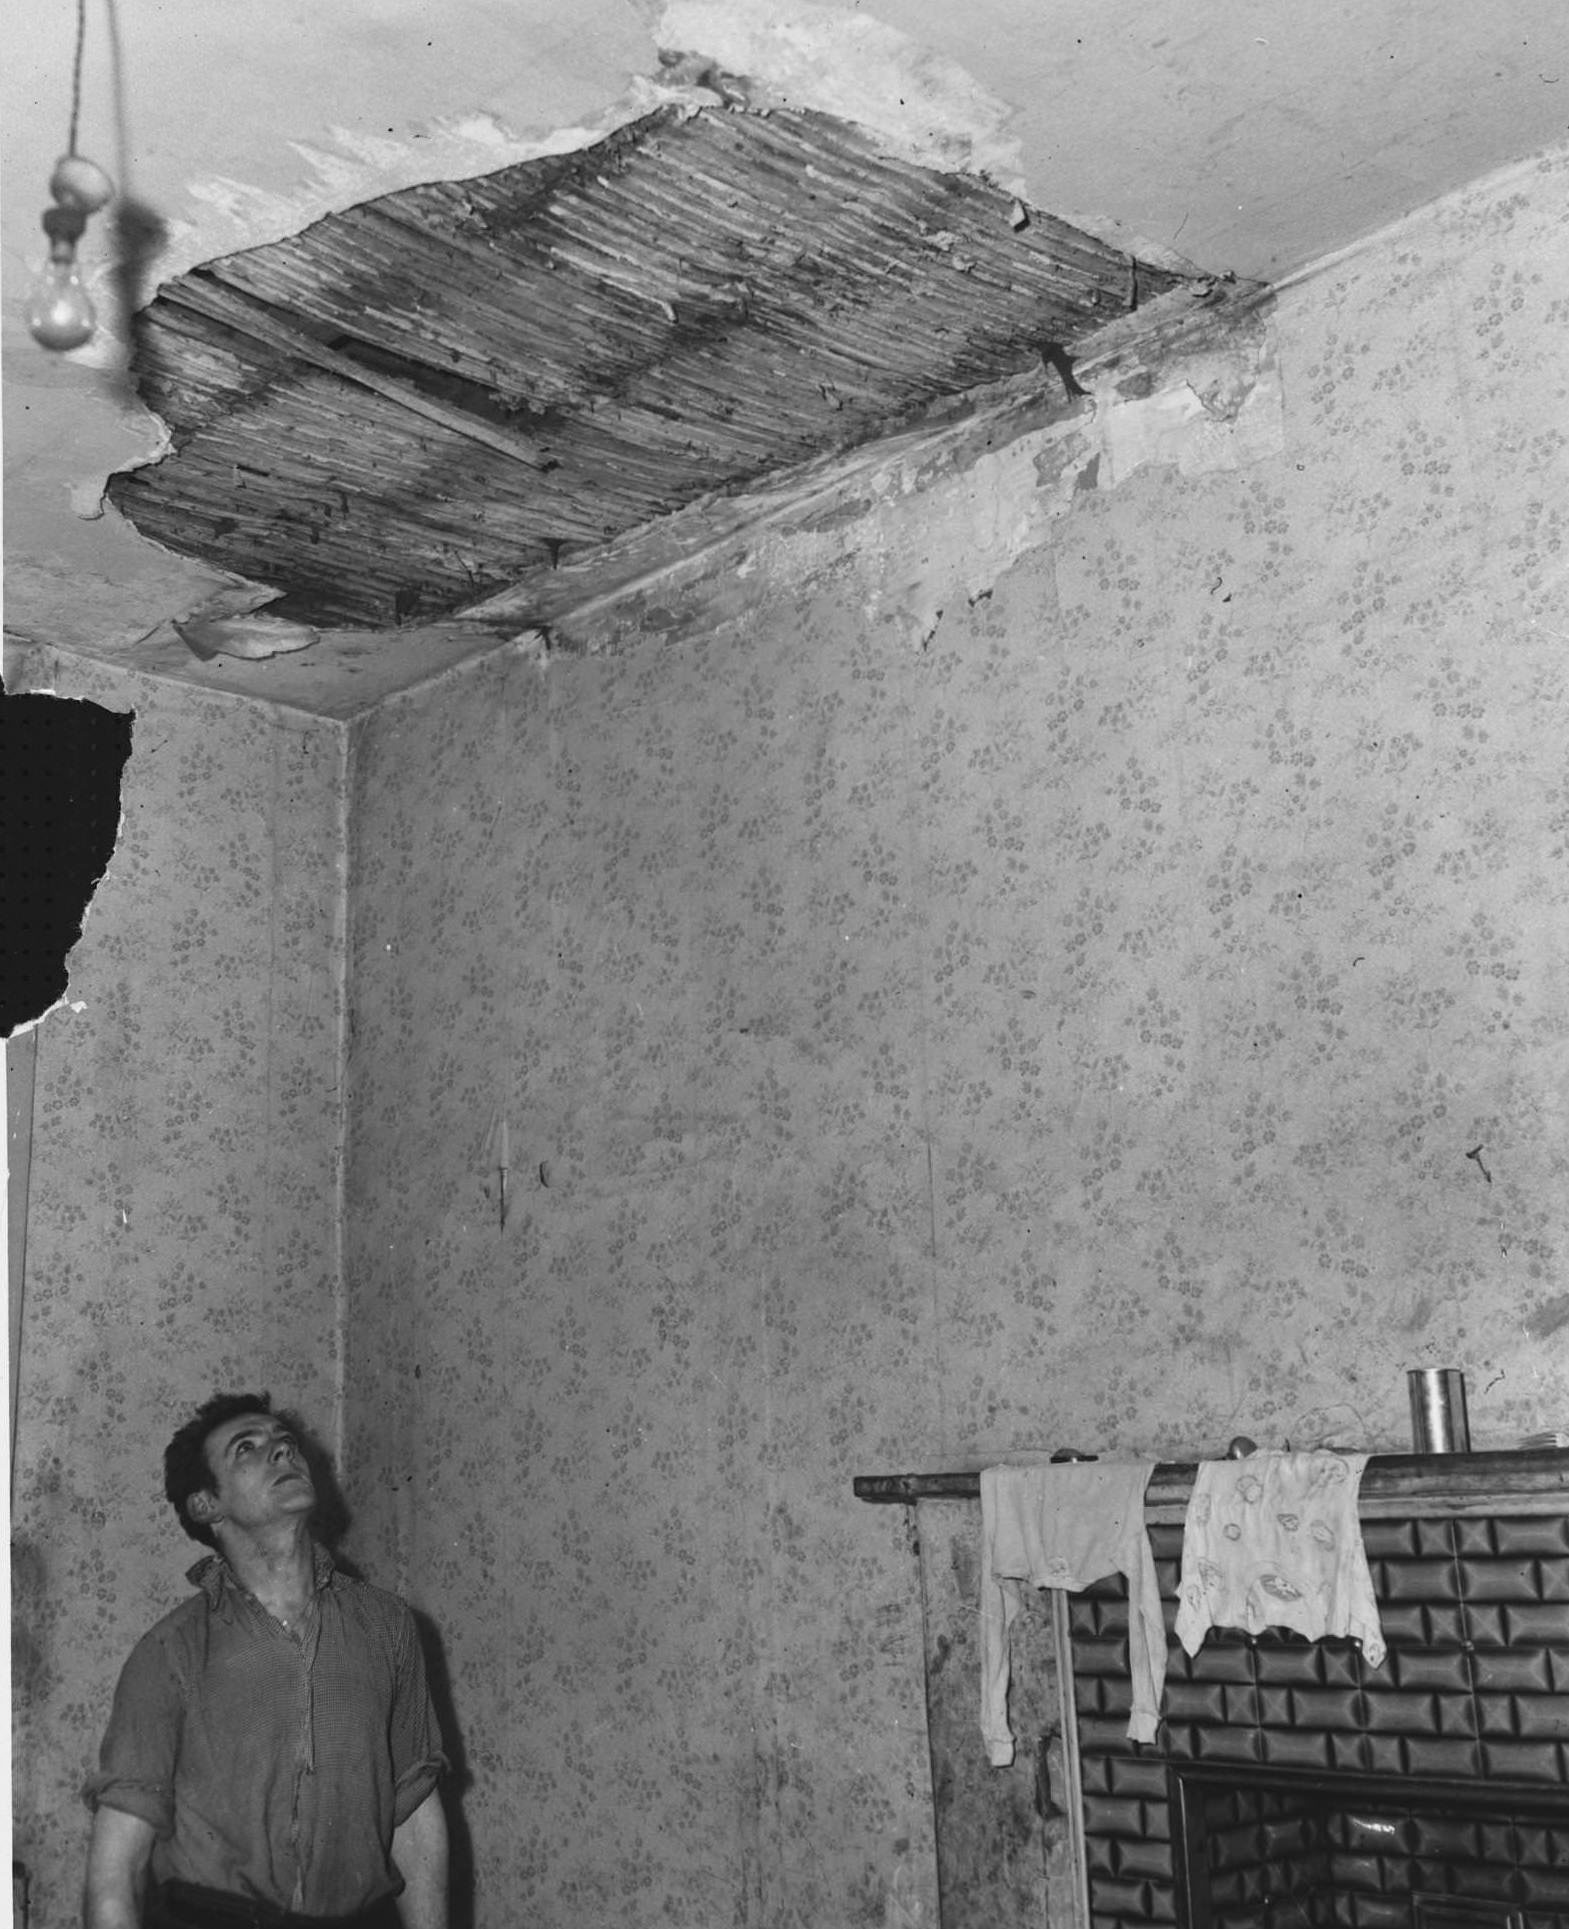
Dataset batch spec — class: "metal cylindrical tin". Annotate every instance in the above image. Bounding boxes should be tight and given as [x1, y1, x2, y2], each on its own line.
[1407, 1368, 1470, 1454]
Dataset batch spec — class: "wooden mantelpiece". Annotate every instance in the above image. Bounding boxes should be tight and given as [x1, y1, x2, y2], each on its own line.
[853, 1447, 1569, 1521]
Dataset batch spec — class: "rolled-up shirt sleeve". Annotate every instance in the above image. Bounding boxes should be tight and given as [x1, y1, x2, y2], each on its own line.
[388, 1607, 448, 1826]
[83, 1630, 183, 1835]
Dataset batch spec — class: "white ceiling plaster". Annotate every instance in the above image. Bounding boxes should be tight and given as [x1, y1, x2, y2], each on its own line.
[829, 0, 1568, 275]
[656, 0, 1027, 191]
[4, 0, 1566, 690]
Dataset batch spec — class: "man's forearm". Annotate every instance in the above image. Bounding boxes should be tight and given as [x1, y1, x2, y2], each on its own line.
[84, 1878, 144, 1929]
[84, 1808, 155, 1929]
[392, 1789, 449, 1929]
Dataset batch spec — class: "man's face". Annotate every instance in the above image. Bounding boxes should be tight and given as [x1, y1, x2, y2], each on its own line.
[199, 1411, 316, 1536]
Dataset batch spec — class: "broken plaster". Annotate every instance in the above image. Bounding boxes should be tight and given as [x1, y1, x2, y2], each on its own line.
[654, 0, 1199, 272]
[1086, 337, 1284, 489]
[55, 0, 1189, 654]
[656, 0, 1025, 190]
[0, 688, 133, 1039]
[65, 70, 741, 379]
[532, 292, 1283, 660]
[727, 303, 1284, 654]
[58, 0, 1038, 592]
[120, 0, 1036, 325]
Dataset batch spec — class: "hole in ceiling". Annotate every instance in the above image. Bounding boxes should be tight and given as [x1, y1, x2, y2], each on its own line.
[107, 104, 1201, 635]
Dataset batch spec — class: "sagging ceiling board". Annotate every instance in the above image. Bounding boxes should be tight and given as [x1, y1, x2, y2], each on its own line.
[108, 103, 1196, 634]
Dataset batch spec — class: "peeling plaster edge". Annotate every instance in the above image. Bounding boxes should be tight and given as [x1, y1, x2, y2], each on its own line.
[89, 76, 733, 326]
[463, 383, 1073, 641]
[3, 628, 362, 727]
[652, 0, 1204, 274]
[11, 279, 1276, 710]
[49, 81, 723, 383]
[1, 684, 128, 1136]
[655, 0, 1025, 190]
[3, 992, 78, 1043]
[457, 279, 1278, 652]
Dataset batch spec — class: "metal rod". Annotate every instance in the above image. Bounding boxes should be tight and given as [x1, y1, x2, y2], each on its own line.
[853, 1448, 1569, 1521]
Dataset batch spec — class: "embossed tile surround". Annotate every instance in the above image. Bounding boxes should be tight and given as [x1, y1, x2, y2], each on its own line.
[1073, 1517, 1569, 1929]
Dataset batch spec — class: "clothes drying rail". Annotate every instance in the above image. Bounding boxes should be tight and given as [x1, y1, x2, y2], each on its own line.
[853, 1447, 1569, 1522]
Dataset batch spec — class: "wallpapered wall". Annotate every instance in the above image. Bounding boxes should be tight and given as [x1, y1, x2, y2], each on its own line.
[339, 147, 1568, 1928]
[9, 142, 1567, 1929]
[9, 667, 348, 1924]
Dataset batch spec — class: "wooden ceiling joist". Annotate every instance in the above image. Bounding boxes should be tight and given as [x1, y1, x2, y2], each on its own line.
[108, 104, 1196, 630]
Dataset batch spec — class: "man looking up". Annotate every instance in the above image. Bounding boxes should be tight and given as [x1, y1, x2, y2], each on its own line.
[84, 1393, 448, 1929]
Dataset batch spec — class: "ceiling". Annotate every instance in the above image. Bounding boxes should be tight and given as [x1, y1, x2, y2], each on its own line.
[108, 105, 1193, 634]
[3, 0, 1565, 715]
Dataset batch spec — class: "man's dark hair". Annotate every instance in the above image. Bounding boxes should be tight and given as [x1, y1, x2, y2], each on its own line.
[163, 1391, 275, 1546]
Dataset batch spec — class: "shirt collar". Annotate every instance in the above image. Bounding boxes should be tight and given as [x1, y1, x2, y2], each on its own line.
[187, 1541, 336, 1603]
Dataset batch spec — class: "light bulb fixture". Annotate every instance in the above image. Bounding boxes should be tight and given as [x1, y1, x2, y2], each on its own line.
[26, 0, 117, 353]
[26, 201, 98, 351]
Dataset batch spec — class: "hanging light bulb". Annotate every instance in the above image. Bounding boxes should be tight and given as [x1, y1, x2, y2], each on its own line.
[27, 205, 96, 351]
[26, 154, 115, 354]
[26, 0, 120, 353]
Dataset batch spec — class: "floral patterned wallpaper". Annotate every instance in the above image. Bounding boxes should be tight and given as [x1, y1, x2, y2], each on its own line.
[340, 146, 1569, 1928]
[8, 662, 348, 1925]
[9, 139, 1568, 1929]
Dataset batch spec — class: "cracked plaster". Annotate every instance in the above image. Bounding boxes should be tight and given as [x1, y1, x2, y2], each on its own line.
[4, 0, 1191, 682]
[550, 293, 1282, 657]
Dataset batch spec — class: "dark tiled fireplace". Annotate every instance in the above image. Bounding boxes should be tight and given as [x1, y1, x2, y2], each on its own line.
[855, 1452, 1569, 1929]
[1172, 1763, 1566, 1929]
[1071, 1514, 1569, 1929]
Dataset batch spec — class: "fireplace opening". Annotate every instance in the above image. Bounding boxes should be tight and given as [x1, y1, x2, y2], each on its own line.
[1170, 1762, 1569, 1929]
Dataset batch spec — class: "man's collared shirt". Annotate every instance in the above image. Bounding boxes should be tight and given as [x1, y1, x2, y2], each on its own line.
[87, 1546, 446, 1916]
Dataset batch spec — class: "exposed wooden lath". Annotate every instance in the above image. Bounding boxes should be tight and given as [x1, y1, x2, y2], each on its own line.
[109, 105, 1195, 631]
